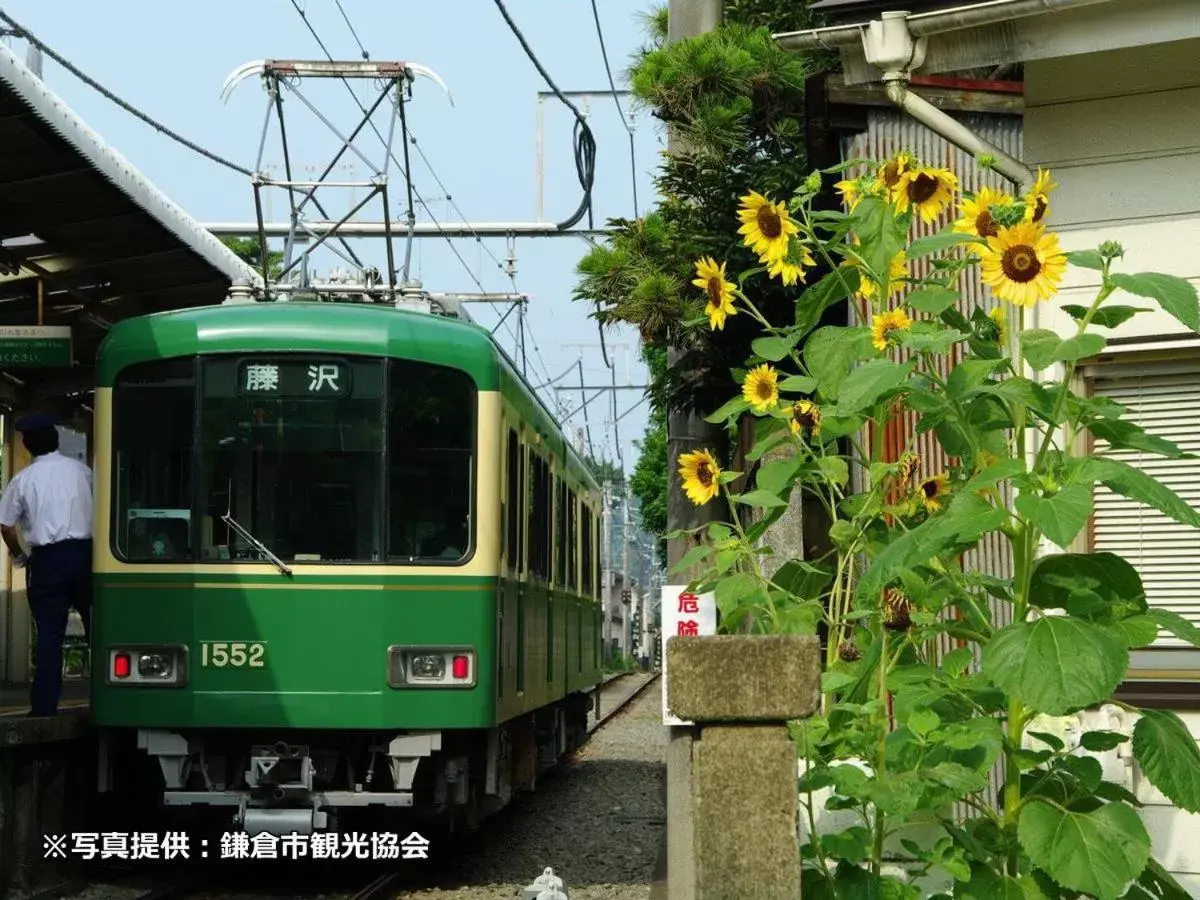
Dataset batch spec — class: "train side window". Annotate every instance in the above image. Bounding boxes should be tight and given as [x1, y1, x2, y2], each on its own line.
[567, 489, 578, 592]
[581, 504, 593, 597]
[529, 452, 551, 582]
[506, 429, 520, 572]
[555, 476, 567, 587]
[111, 358, 198, 562]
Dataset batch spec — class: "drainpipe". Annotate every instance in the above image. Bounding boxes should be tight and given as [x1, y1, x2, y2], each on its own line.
[863, 11, 1035, 190]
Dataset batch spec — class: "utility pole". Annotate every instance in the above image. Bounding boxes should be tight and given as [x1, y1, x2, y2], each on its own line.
[602, 480, 613, 660]
[622, 480, 632, 657]
[665, 4, 723, 899]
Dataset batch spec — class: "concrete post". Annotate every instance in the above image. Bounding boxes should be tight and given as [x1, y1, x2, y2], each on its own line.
[665, 634, 820, 899]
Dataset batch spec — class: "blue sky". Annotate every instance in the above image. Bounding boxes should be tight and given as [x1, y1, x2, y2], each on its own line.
[2, 0, 662, 473]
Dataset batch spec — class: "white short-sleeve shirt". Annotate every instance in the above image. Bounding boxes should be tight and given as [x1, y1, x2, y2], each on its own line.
[0, 450, 94, 547]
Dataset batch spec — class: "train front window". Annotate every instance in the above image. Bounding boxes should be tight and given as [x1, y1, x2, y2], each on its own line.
[199, 357, 385, 563]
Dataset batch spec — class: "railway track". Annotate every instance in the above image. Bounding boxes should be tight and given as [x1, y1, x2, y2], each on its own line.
[17, 672, 658, 900]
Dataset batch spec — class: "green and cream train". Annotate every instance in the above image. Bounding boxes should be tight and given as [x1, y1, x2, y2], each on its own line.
[89, 299, 604, 835]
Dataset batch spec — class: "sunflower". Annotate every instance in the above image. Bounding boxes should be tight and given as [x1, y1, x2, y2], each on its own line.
[737, 191, 799, 263]
[878, 152, 915, 199]
[918, 473, 951, 512]
[1024, 168, 1058, 224]
[979, 221, 1068, 308]
[895, 167, 959, 224]
[953, 186, 1014, 239]
[838, 641, 862, 663]
[988, 305, 1007, 346]
[834, 178, 864, 212]
[871, 308, 913, 352]
[788, 399, 822, 437]
[896, 451, 920, 484]
[692, 256, 739, 330]
[678, 449, 721, 507]
[742, 364, 780, 413]
[882, 587, 912, 632]
[765, 238, 817, 287]
[859, 252, 908, 303]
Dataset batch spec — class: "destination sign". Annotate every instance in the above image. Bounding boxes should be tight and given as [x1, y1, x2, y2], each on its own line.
[237, 360, 351, 398]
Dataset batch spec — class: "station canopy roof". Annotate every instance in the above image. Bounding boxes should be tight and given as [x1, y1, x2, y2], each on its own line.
[0, 42, 260, 412]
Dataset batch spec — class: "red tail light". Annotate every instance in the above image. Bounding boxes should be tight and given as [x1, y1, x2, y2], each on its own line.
[452, 655, 469, 679]
[113, 652, 131, 679]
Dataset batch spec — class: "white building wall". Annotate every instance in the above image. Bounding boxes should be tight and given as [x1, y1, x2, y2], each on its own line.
[1024, 38, 1200, 892]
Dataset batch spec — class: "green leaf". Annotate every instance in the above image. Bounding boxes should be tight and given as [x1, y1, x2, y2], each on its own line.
[1062, 303, 1151, 329]
[983, 617, 1128, 716]
[705, 395, 750, 424]
[955, 868, 1026, 900]
[821, 671, 858, 693]
[1065, 250, 1106, 271]
[751, 333, 799, 362]
[1014, 483, 1093, 549]
[1020, 329, 1062, 372]
[1110, 272, 1200, 333]
[897, 326, 968, 354]
[1086, 418, 1187, 458]
[1146, 608, 1200, 648]
[941, 647, 974, 677]
[772, 560, 834, 602]
[778, 374, 817, 393]
[756, 455, 802, 496]
[669, 544, 710, 576]
[1108, 614, 1160, 648]
[1133, 709, 1200, 813]
[946, 358, 1007, 401]
[1053, 332, 1107, 363]
[804, 326, 872, 400]
[1029, 553, 1145, 617]
[974, 379, 1055, 419]
[820, 826, 873, 863]
[1081, 731, 1129, 752]
[1027, 731, 1065, 751]
[737, 490, 789, 509]
[837, 359, 913, 414]
[850, 196, 908, 283]
[713, 573, 761, 617]
[1073, 456, 1200, 528]
[906, 229, 986, 259]
[924, 761, 987, 794]
[906, 286, 962, 315]
[795, 268, 860, 338]
[1018, 800, 1150, 900]
[965, 457, 1026, 493]
[816, 456, 850, 488]
[908, 708, 940, 737]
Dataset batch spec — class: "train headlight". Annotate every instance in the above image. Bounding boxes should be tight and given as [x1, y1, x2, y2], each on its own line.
[107, 646, 188, 687]
[388, 646, 476, 689]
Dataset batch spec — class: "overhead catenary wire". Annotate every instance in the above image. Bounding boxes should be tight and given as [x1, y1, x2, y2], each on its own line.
[589, 0, 639, 217]
[490, 0, 596, 230]
[0, 8, 252, 177]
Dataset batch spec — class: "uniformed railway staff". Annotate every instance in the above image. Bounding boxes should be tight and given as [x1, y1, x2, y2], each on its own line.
[0, 412, 94, 717]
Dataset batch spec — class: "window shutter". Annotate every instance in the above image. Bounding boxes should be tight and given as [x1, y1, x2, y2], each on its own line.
[1090, 363, 1200, 650]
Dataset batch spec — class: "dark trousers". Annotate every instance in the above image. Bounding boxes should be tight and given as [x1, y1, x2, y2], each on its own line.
[27, 539, 92, 716]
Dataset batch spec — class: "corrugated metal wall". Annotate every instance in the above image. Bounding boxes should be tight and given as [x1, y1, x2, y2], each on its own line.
[839, 107, 1024, 813]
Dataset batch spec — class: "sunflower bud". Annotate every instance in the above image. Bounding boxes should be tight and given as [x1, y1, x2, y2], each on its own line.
[838, 641, 862, 662]
[804, 170, 823, 194]
[1099, 240, 1125, 261]
[882, 587, 912, 632]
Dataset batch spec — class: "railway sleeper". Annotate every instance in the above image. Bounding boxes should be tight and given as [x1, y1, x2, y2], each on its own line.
[96, 692, 594, 836]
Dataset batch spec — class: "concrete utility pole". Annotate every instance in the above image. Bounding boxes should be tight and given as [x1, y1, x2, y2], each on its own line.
[622, 481, 632, 655]
[602, 480, 613, 658]
[665, 4, 723, 897]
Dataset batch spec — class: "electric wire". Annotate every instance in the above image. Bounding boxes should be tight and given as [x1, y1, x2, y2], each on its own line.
[0, 9, 252, 177]
[490, 0, 596, 230]
[334, 0, 369, 60]
[588, 0, 639, 217]
[290, 0, 557, 390]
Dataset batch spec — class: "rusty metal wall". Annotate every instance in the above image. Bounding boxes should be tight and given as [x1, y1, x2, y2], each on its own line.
[839, 107, 1024, 813]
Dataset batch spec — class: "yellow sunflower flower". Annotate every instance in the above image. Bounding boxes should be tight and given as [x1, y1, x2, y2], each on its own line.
[877, 152, 915, 200]
[918, 473, 951, 512]
[988, 305, 1007, 345]
[742, 364, 780, 413]
[895, 167, 959, 224]
[678, 449, 721, 506]
[834, 178, 862, 212]
[1024, 167, 1058, 224]
[979, 221, 1068, 308]
[858, 252, 908, 303]
[953, 186, 1014, 239]
[896, 451, 920, 484]
[788, 400, 822, 437]
[737, 191, 799, 263]
[871, 308, 913, 352]
[692, 256, 739, 331]
[764, 238, 817, 287]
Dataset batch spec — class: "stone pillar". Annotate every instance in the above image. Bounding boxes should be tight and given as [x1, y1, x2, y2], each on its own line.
[665, 634, 820, 899]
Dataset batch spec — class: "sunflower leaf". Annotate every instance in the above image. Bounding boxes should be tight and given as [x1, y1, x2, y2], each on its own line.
[1052, 333, 1107, 363]
[906, 285, 962, 315]
[795, 268, 859, 338]
[704, 396, 750, 424]
[1110, 272, 1200, 333]
[850, 196, 907, 285]
[907, 229, 986, 260]
[1019, 329, 1062, 372]
[737, 266, 768, 286]
[778, 375, 817, 393]
[1065, 250, 1106, 271]
[837, 359, 914, 414]
[751, 333, 800, 362]
[1061, 304, 1151, 329]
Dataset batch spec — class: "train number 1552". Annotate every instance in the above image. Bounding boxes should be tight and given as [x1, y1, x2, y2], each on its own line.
[201, 642, 266, 668]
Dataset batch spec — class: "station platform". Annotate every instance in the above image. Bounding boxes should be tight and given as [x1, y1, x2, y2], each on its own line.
[0, 678, 89, 716]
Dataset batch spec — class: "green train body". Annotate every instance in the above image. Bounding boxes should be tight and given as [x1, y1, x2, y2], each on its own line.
[90, 301, 605, 833]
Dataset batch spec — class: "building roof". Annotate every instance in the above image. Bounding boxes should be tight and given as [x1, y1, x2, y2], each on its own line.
[809, 0, 967, 14]
[0, 42, 261, 406]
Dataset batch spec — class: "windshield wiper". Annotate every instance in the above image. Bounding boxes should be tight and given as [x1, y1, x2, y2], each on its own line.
[222, 513, 292, 576]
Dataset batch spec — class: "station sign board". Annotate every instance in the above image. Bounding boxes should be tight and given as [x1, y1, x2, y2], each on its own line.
[0, 326, 72, 367]
[661, 585, 716, 726]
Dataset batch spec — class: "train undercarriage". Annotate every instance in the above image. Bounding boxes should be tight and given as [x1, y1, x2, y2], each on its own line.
[98, 691, 596, 836]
